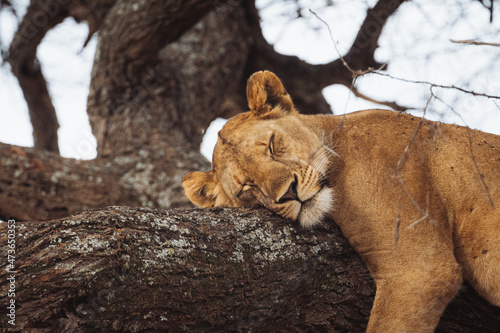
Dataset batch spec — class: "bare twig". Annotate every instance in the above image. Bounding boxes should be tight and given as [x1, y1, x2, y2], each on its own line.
[309, 9, 357, 75]
[394, 199, 401, 248]
[310, 10, 500, 102]
[394, 93, 437, 227]
[407, 193, 430, 229]
[494, 100, 500, 111]
[310, 8, 410, 111]
[450, 39, 500, 47]
[309, 9, 390, 78]
[464, 129, 496, 209]
[372, 72, 500, 100]
[395, 117, 432, 226]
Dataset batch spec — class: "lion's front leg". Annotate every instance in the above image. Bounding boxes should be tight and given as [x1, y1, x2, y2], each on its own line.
[367, 260, 463, 332]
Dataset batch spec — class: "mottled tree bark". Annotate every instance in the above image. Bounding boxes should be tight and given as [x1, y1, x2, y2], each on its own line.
[0, 143, 208, 221]
[0, 207, 499, 332]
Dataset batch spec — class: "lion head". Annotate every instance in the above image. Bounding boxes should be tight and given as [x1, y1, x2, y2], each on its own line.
[182, 71, 335, 228]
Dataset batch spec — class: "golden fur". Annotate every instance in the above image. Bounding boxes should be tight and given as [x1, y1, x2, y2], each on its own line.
[182, 71, 500, 331]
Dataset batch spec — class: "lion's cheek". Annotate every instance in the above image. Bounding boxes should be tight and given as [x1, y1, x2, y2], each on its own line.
[267, 187, 335, 229]
[298, 187, 335, 229]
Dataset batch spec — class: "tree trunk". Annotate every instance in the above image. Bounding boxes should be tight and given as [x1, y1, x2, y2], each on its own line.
[1, 207, 499, 332]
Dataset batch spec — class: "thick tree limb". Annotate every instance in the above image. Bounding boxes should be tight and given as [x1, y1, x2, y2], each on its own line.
[0, 207, 499, 331]
[343, 0, 407, 71]
[0, 142, 209, 221]
[6, 0, 65, 153]
[6, 0, 116, 153]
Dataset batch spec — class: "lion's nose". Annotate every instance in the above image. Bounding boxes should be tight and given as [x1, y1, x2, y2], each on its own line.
[278, 175, 299, 203]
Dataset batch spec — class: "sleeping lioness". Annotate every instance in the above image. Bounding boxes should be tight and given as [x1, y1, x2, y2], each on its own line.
[182, 71, 500, 332]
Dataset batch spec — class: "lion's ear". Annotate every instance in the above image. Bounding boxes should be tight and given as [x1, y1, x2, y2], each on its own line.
[182, 171, 219, 207]
[246, 71, 295, 115]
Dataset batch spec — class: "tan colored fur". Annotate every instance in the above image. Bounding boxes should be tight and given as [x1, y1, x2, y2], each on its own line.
[183, 71, 500, 331]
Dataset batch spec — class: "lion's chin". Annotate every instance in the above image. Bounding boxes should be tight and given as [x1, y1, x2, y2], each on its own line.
[298, 187, 335, 229]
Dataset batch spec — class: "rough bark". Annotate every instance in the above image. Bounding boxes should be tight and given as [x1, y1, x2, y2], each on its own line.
[87, 0, 248, 155]
[2, 2, 499, 331]
[1, 207, 499, 332]
[0, 143, 208, 222]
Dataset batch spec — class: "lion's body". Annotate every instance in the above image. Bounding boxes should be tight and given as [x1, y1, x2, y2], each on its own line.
[183, 71, 500, 332]
[322, 110, 500, 331]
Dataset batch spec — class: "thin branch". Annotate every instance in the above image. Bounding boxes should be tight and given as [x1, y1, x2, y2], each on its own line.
[372, 72, 500, 100]
[246, 0, 408, 115]
[309, 9, 357, 75]
[394, 199, 401, 248]
[450, 39, 500, 47]
[395, 117, 432, 225]
[309, 7, 412, 111]
[464, 128, 495, 209]
[309, 9, 391, 79]
[310, 6, 500, 105]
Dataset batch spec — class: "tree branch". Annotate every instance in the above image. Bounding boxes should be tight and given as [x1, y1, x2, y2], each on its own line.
[6, 0, 66, 153]
[5, 0, 116, 153]
[450, 39, 500, 47]
[87, 0, 225, 119]
[0, 142, 209, 221]
[350, 85, 409, 111]
[0, 3, 249, 221]
[1, 207, 499, 331]
[373, 71, 500, 100]
[343, 0, 408, 71]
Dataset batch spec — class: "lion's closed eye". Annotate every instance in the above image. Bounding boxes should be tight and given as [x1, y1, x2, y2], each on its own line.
[269, 134, 275, 155]
[268, 133, 288, 157]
